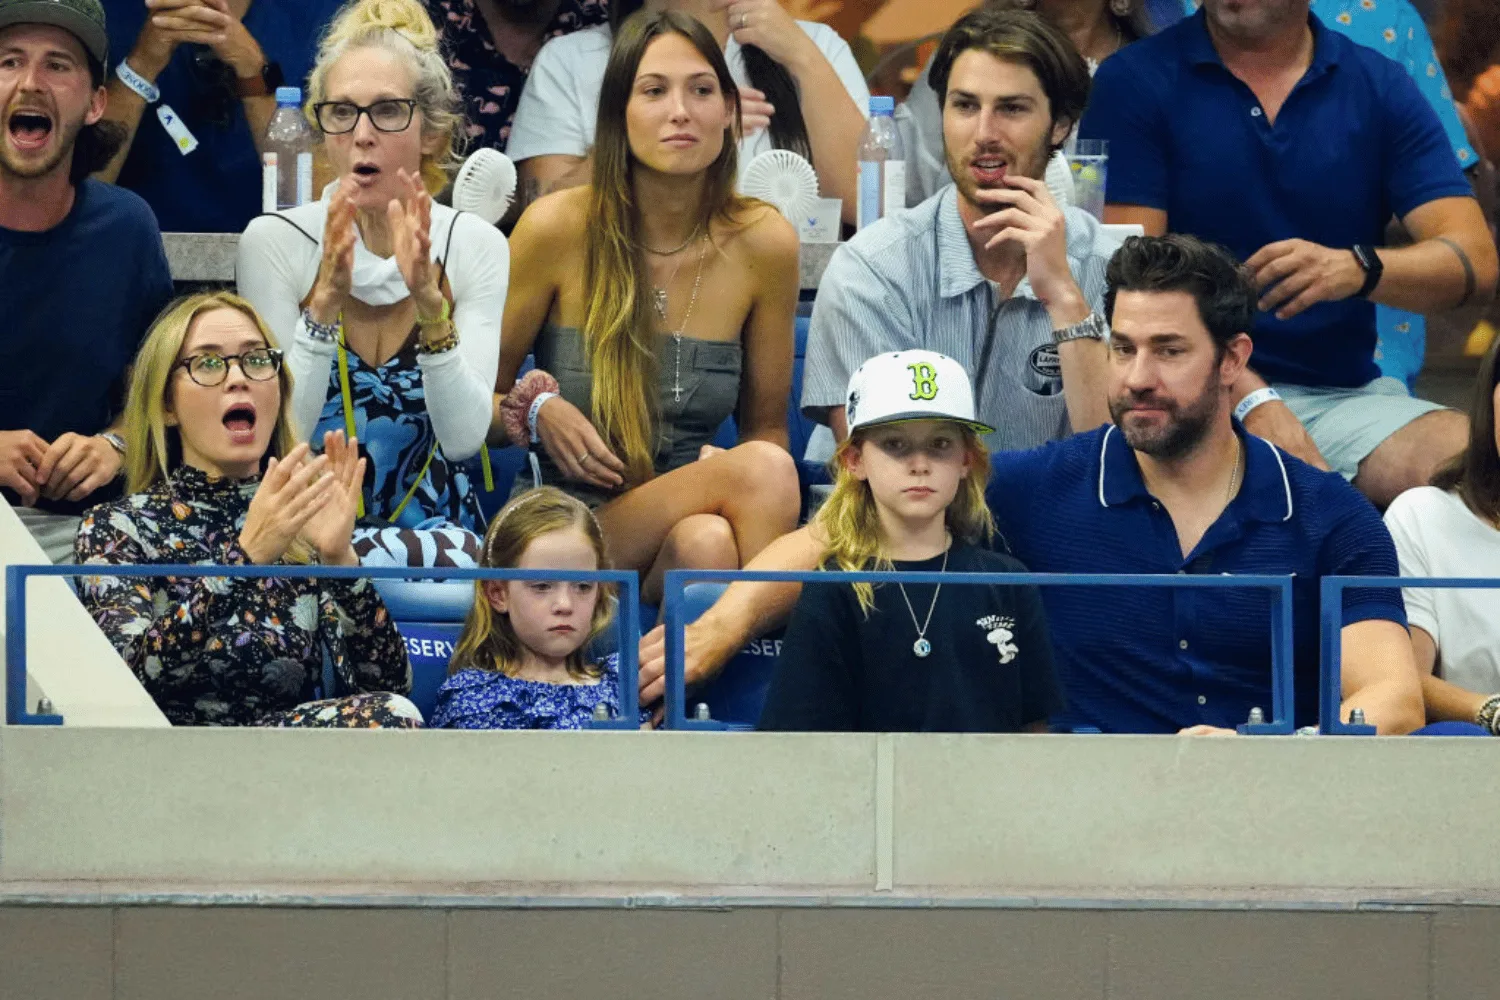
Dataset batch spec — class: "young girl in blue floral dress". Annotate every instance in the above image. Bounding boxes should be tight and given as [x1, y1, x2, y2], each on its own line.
[430, 487, 650, 729]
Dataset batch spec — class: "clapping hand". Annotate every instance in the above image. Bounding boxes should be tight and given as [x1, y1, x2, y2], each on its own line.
[237, 443, 335, 565]
[298, 431, 365, 567]
[388, 168, 446, 322]
[309, 178, 357, 325]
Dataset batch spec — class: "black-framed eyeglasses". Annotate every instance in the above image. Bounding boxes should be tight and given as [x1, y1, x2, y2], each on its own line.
[174, 348, 284, 387]
[312, 99, 418, 135]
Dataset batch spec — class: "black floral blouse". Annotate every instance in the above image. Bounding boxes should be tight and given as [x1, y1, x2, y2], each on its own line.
[425, 0, 609, 152]
[74, 466, 411, 727]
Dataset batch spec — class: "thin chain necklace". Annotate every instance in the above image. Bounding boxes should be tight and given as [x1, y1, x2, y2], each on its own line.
[668, 235, 708, 403]
[897, 537, 950, 659]
[1225, 439, 1243, 507]
[648, 222, 704, 323]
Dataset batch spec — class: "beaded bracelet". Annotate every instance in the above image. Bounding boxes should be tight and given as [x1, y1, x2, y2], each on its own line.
[416, 328, 460, 355]
[301, 309, 341, 344]
[1475, 694, 1500, 735]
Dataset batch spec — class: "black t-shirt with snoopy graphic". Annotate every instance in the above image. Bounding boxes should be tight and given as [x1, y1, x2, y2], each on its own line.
[758, 541, 1062, 732]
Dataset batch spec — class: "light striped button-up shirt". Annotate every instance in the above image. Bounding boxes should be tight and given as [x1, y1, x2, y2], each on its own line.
[802, 186, 1124, 452]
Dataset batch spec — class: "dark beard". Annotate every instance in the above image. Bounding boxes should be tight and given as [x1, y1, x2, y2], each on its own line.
[1109, 375, 1221, 461]
[0, 112, 82, 182]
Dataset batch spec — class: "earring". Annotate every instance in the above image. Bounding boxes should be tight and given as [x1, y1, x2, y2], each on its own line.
[1109, 0, 1132, 17]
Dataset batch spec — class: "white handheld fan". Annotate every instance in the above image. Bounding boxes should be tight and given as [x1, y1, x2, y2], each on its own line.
[452, 147, 518, 225]
[740, 149, 818, 224]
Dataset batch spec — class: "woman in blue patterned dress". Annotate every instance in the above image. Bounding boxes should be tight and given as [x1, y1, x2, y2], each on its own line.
[431, 487, 651, 729]
[238, 0, 508, 568]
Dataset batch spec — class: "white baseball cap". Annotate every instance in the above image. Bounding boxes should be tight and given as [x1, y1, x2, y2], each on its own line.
[844, 350, 994, 435]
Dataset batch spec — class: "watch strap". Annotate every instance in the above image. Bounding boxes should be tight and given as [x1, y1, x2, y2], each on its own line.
[1351, 244, 1383, 299]
[1052, 311, 1109, 345]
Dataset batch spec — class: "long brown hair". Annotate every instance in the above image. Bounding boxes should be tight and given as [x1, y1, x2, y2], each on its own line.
[817, 423, 995, 615]
[451, 487, 617, 681]
[1432, 337, 1500, 524]
[584, 8, 756, 483]
[1436, 0, 1500, 100]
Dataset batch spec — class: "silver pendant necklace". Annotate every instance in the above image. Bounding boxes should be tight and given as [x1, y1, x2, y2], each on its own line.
[897, 541, 949, 658]
[647, 223, 703, 324]
[668, 236, 708, 403]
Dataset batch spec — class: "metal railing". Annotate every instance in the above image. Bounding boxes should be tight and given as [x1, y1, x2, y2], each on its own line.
[661, 570, 1299, 733]
[5, 564, 641, 728]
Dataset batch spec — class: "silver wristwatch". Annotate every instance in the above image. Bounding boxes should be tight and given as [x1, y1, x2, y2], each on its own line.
[100, 432, 126, 456]
[1052, 311, 1109, 345]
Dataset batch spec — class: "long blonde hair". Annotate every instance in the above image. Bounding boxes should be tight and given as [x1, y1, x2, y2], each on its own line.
[306, 0, 465, 194]
[122, 292, 301, 495]
[583, 9, 759, 483]
[817, 424, 995, 615]
[451, 487, 618, 681]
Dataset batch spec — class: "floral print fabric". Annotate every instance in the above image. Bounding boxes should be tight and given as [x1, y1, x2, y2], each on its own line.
[425, 0, 609, 152]
[429, 652, 652, 729]
[74, 465, 414, 727]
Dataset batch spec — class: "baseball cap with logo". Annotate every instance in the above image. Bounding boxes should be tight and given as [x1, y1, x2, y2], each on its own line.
[844, 350, 995, 435]
[0, 0, 108, 67]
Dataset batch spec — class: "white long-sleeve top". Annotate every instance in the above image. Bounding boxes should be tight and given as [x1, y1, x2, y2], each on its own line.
[236, 199, 508, 461]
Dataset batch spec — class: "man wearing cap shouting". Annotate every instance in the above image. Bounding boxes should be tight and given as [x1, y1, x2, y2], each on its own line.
[645, 234, 1425, 736]
[801, 5, 1122, 457]
[0, 0, 174, 561]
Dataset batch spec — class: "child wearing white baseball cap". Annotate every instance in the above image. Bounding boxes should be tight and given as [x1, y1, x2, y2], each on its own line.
[759, 351, 1062, 732]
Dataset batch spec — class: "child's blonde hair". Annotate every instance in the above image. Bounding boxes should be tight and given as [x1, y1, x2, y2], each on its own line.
[451, 487, 617, 680]
[306, 0, 466, 194]
[817, 423, 994, 615]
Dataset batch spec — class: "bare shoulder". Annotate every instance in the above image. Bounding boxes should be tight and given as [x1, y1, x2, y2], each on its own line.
[513, 185, 591, 245]
[721, 201, 798, 271]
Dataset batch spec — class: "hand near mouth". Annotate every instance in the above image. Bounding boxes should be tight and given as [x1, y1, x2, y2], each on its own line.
[969, 174, 1086, 317]
[388, 169, 443, 320]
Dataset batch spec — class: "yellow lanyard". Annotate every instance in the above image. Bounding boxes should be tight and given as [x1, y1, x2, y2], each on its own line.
[334, 321, 493, 523]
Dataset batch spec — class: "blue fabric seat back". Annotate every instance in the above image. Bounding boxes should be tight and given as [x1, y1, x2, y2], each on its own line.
[680, 583, 783, 728]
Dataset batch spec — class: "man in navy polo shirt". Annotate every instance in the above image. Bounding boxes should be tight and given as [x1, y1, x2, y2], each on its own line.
[96, 0, 342, 233]
[644, 235, 1425, 735]
[1078, 0, 1498, 510]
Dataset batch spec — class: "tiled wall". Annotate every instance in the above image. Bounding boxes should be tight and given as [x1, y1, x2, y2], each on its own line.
[3, 903, 1497, 1000]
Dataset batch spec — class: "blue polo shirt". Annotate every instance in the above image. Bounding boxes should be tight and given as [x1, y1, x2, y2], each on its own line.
[1077, 10, 1472, 389]
[985, 424, 1405, 732]
[105, 1, 342, 233]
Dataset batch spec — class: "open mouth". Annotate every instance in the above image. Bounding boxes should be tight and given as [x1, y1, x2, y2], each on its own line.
[6, 110, 53, 151]
[351, 163, 380, 181]
[222, 403, 258, 440]
[971, 155, 1007, 184]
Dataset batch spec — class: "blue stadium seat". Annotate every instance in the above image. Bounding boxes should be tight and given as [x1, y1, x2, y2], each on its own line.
[395, 621, 462, 723]
[679, 582, 782, 728]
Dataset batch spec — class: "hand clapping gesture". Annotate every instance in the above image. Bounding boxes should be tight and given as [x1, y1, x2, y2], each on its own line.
[237, 443, 335, 565]
[308, 178, 358, 325]
[388, 168, 447, 324]
[298, 431, 366, 567]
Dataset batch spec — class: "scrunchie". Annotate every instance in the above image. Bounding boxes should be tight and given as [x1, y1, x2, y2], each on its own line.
[499, 369, 562, 446]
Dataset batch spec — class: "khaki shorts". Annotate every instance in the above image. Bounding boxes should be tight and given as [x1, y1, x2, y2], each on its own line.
[1274, 377, 1445, 481]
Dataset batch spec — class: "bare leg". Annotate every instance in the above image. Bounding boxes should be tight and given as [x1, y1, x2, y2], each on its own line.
[596, 441, 801, 600]
[641, 514, 740, 606]
[1352, 409, 1469, 509]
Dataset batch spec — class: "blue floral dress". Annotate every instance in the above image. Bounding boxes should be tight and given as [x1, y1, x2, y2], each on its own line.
[429, 653, 652, 729]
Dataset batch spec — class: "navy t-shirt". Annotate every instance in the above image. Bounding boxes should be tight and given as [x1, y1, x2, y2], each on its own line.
[758, 541, 1062, 732]
[0, 180, 174, 514]
[105, 1, 343, 233]
[1078, 10, 1472, 388]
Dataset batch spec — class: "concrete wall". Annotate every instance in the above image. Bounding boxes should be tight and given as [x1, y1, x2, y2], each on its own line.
[3, 902, 1498, 1000]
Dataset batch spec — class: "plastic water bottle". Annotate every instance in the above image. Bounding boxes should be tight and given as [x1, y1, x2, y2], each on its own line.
[263, 86, 314, 212]
[856, 95, 905, 231]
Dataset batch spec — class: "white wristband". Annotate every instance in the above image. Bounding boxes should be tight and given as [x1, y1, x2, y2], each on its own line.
[527, 392, 558, 445]
[115, 60, 160, 103]
[1233, 387, 1281, 423]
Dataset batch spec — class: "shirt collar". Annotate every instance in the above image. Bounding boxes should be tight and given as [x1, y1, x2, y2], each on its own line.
[1184, 6, 1341, 79]
[1096, 421, 1295, 524]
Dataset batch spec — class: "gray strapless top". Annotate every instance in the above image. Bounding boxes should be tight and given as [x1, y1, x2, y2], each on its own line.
[516, 324, 744, 508]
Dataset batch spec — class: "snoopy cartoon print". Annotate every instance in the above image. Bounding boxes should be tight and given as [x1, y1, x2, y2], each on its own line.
[977, 615, 1018, 664]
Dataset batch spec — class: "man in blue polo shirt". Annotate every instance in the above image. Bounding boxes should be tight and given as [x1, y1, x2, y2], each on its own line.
[644, 235, 1425, 735]
[96, 0, 342, 233]
[1078, 0, 1498, 510]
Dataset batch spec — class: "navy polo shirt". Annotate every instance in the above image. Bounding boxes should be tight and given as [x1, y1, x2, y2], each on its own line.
[1078, 10, 1472, 388]
[105, 1, 343, 233]
[985, 424, 1405, 733]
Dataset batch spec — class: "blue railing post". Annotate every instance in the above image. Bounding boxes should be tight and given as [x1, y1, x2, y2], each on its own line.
[5, 565, 62, 725]
[659, 570, 1299, 735]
